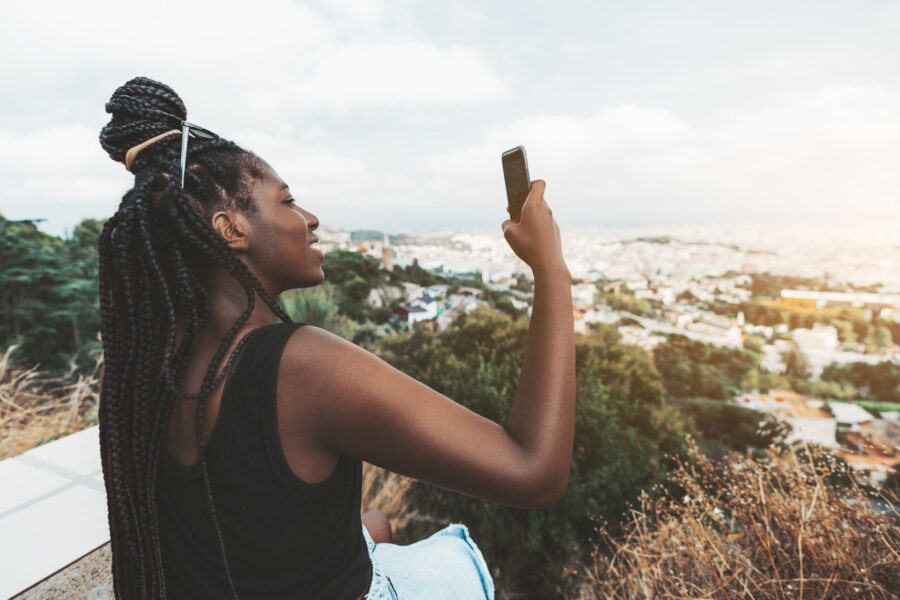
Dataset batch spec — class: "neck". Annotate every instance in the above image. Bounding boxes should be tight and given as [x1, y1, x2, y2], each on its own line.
[174, 265, 284, 348]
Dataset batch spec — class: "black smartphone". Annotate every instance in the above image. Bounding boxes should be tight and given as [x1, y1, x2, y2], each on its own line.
[502, 145, 530, 222]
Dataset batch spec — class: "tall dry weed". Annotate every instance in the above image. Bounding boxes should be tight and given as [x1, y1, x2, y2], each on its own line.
[587, 438, 900, 599]
[361, 461, 417, 533]
[0, 342, 102, 460]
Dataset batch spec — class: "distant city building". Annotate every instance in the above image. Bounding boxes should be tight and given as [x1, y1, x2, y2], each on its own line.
[617, 325, 664, 351]
[828, 401, 875, 428]
[792, 323, 839, 352]
[624, 277, 649, 291]
[381, 232, 393, 272]
[760, 344, 788, 373]
[571, 283, 597, 307]
[686, 314, 742, 347]
[734, 391, 837, 447]
[780, 290, 900, 315]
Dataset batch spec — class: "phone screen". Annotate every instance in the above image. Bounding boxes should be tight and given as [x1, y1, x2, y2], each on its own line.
[502, 146, 530, 222]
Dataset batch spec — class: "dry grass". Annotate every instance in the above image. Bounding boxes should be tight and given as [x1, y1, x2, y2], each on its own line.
[361, 460, 415, 529]
[586, 438, 900, 599]
[362, 462, 415, 523]
[0, 343, 102, 460]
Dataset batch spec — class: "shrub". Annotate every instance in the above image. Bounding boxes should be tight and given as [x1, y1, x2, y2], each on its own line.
[587, 439, 900, 599]
[672, 397, 790, 454]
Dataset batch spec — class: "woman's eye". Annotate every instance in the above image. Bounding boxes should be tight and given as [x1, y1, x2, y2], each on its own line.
[285, 198, 295, 205]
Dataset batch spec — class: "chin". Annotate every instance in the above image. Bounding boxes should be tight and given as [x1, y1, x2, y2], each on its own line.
[296, 269, 326, 289]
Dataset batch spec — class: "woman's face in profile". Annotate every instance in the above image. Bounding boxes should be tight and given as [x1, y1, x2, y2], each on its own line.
[245, 161, 325, 293]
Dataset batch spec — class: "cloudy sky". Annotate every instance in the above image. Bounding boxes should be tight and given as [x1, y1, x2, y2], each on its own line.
[2, 0, 899, 238]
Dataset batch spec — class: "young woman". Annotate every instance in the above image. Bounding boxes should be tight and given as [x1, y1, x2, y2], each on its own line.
[97, 76, 575, 599]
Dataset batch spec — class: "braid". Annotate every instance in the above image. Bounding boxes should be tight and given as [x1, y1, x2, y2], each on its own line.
[97, 76, 291, 599]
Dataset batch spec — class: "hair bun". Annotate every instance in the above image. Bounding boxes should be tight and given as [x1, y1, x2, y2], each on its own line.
[99, 76, 187, 170]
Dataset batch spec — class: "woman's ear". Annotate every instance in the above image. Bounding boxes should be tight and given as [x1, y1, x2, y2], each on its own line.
[211, 210, 251, 252]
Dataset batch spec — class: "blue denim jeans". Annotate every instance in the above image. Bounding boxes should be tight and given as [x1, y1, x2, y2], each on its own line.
[362, 521, 495, 600]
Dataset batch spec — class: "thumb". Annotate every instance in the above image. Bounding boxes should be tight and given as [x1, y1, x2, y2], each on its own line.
[501, 219, 514, 234]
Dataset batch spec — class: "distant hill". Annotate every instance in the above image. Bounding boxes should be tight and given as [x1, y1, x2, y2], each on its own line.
[349, 230, 415, 245]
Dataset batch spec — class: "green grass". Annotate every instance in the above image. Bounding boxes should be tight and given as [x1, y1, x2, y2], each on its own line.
[857, 401, 900, 416]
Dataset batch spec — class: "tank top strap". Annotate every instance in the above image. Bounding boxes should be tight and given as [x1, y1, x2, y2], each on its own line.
[248, 321, 308, 383]
[159, 321, 304, 477]
[213, 322, 302, 438]
[253, 322, 357, 499]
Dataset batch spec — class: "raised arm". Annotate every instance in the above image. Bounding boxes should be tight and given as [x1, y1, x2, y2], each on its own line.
[280, 180, 575, 509]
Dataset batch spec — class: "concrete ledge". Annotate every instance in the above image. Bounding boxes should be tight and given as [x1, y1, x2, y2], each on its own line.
[0, 426, 109, 598]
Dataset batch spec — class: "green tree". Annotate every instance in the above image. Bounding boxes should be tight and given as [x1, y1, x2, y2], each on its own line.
[672, 397, 790, 454]
[0, 214, 102, 372]
[782, 344, 808, 379]
[821, 362, 900, 403]
[873, 325, 893, 349]
[652, 334, 759, 400]
[400, 258, 441, 287]
[743, 334, 765, 353]
[320, 249, 388, 323]
[740, 368, 760, 392]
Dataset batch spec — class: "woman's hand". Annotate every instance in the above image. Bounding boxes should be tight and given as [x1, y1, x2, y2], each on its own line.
[501, 180, 568, 277]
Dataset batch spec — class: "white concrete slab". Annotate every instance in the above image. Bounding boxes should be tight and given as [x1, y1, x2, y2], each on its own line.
[23, 426, 101, 476]
[0, 485, 110, 599]
[0, 459, 69, 515]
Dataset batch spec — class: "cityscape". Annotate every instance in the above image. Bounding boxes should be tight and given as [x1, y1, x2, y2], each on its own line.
[317, 220, 900, 488]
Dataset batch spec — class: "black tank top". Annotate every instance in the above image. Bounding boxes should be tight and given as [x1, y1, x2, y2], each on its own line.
[157, 321, 372, 599]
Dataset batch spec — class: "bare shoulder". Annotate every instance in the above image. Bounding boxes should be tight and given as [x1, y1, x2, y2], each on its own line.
[279, 324, 377, 401]
[277, 324, 389, 442]
[281, 323, 359, 374]
[278, 324, 408, 431]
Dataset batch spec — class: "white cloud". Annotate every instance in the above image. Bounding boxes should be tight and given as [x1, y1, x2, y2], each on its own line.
[0, 0, 331, 90]
[6, 84, 900, 237]
[0, 125, 127, 204]
[405, 85, 900, 226]
[231, 129, 377, 207]
[293, 42, 509, 109]
[0, 0, 507, 128]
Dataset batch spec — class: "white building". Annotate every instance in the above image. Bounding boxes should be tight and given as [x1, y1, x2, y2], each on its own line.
[734, 391, 837, 447]
[393, 292, 439, 325]
[828, 401, 875, 430]
[571, 283, 597, 306]
[617, 325, 664, 351]
[793, 323, 839, 352]
[760, 344, 787, 373]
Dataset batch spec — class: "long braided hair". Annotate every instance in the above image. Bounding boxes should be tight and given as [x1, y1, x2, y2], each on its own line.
[97, 76, 292, 599]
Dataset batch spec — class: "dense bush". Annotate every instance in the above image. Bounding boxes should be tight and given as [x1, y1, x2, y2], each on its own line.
[374, 309, 691, 598]
[652, 334, 759, 399]
[821, 361, 900, 404]
[671, 397, 790, 456]
[279, 281, 361, 341]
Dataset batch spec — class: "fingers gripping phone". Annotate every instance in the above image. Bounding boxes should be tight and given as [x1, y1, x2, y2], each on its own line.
[502, 145, 530, 222]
